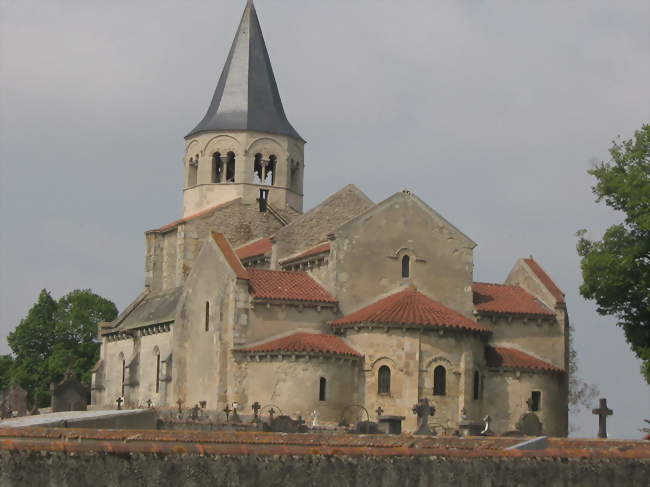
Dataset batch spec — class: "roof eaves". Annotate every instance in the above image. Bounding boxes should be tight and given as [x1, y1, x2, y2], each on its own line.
[212, 232, 250, 280]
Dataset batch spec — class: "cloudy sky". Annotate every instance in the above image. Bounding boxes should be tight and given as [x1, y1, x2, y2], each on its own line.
[1, 0, 648, 438]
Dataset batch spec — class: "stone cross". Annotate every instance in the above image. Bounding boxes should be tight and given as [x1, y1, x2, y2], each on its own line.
[176, 398, 184, 416]
[116, 397, 124, 410]
[268, 407, 275, 422]
[592, 398, 613, 439]
[376, 406, 384, 418]
[251, 401, 261, 423]
[146, 399, 153, 409]
[412, 398, 436, 435]
[223, 404, 231, 422]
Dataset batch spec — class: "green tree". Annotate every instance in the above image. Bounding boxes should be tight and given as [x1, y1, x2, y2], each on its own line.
[49, 290, 117, 386]
[6, 288, 117, 405]
[0, 355, 14, 391]
[577, 123, 650, 383]
[7, 289, 58, 403]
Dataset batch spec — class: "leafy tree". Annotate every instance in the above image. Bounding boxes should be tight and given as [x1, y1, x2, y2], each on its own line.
[50, 290, 117, 386]
[7, 289, 58, 403]
[5, 288, 117, 406]
[0, 355, 14, 391]
[577, 124, 650, 383]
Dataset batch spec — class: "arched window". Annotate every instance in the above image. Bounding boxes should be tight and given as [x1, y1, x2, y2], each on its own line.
[205, 301, 210, 331]
[226, 152, 236, 182]
[213, 152, 223, 183]
[155, 351, 161, 394]
[433, 365, 446, 396]
[473, 370, 480, 400]
[267, 155, 277, 185]
[319, 377, 327, 401]
[378, 365, 391, 394]
[188, 157, 198, 186]
[253, 153, 263, 184]
[253, 154, 277, 185]
[402, 255, 410, 278]
[119, 353, 126, 397]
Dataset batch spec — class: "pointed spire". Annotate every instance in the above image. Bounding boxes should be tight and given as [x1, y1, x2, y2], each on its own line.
[187, 1, 303, 141]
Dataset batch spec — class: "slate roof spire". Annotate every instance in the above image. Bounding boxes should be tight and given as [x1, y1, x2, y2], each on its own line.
[186, 0, 303, 141]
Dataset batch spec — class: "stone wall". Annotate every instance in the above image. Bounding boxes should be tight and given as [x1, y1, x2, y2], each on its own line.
[1, 448, 647, 487]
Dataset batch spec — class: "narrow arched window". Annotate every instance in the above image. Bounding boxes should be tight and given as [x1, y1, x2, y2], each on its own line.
[120, 356, 126, 396]
[213, 152, 223, 183]
[226, 152, 236, 182]
[253, 153, 263, 184]
[402, 255, 410, 278]
[205, 301, 210, 331]
[155, 352, 161, 393]
[378, 365, 391, 394]
[433, 365, 446, 396]
[268, 155, 277, 185]
[473, 370, 480, 400]
[188, 157, 198, 186]
[319, 377, 327, 401]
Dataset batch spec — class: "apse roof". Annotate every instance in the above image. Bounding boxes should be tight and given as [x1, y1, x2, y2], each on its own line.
[186, 1, 302, 141]
[236, 332, 362, 358]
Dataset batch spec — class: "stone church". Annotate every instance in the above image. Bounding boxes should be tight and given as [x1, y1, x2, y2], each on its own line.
[92, 1, 569, 435]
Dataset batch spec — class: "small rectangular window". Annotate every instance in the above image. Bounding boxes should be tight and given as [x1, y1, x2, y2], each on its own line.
[531, 391, 541, 411]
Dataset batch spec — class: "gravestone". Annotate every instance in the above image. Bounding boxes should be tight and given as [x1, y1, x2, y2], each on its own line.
[50, 371, 88, 412]
[516, 412, 543, 436]
[412, 398, 436, 435]
[267, 415, 307, 433]
[5, 385, 27, 417]
[592, 398, 614, 439]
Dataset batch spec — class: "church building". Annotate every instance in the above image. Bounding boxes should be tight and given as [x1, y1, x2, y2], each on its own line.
[92, 1, 569, 435]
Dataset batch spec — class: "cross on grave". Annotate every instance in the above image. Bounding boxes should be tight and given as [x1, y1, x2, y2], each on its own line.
[190, 404, 200, 420]
[146, 399, 153, 409]
[231, 402, 241, 423]
[268, 407, 275, 422]
[176, 398, 184, 416]
[251, 402, 261, 423]
[223, 404, 231, 422]
[592, 398, 613, 439]
[412, 398, 436, 436]
[116, 397, 124, 410]
[376, 406, 384, 419]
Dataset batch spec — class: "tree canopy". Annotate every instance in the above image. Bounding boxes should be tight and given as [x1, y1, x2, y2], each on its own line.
[577, 123, 650, 383]
[5, 289, 117, 405]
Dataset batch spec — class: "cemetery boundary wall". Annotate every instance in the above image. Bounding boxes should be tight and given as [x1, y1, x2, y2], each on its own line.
[0, 428, 648, 487]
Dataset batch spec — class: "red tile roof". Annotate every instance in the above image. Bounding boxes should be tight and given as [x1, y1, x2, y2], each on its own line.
[148, 198, 240, 233]
[236, 332, 361, 358]
[485, 346, 563, 373]
[236, 237, 272, 260]
[281, 242, 331, 265]
[248, 269, 337, 303]
[524, 257, 565, 304]
[331, 287, 490, 333]
[472, 282, 555, 316]
[212, 232, 250, 280]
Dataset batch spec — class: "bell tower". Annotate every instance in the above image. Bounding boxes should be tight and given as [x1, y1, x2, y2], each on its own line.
[183, 0, 305, 217]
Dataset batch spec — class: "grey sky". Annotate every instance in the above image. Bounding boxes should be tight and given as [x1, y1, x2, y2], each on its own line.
[1, 0, 648, 438]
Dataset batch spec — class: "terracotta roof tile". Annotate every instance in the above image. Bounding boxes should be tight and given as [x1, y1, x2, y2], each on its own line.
[331, 287, 490, 333]
[236, 237, 272, 260]
[236, 332, 361, 357]
[485, 346, 563, 373]
[524, 258, 566, 304]
[473, 282, 555, 316]
[148, 198, 241, 233]
[212, 232, 250, 280]
[281, 242, 330, 265]
[248, 269, 337, 303]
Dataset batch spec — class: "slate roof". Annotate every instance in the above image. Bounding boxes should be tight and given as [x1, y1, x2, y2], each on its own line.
[186, 1, 302, 141]
[280, 242, 330, 265]
[108, 286, 183, 332]
[472, 282, 555, 317]
[331, 287, 490, 333]
[236, 332, 361, 358]
[524, 257, 566, 304]
[248, 269, 337, 303]
[485, 346, 563, 373]
[236, 237, 272, 260]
